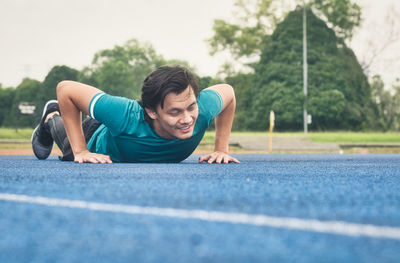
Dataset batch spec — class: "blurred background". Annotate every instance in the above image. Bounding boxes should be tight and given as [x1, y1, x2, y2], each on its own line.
[0, 0, 399, 143]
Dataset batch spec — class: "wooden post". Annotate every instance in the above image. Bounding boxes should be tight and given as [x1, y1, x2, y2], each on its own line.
[269, 111, 275, 153]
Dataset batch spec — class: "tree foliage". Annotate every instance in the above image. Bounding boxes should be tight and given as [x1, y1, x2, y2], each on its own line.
[80, 39, 164, 99]
[1, 79, 43, 127]
[0, 66, 79, 127]
[225, 73, 254, 130]
[246, 8, 374, 130]
[6, 78, 41, 127]
[80, 38, 193, 100]
[0, 39, 195, 127]
[370, 75, 400, 131]
[0, 84, 15, 127]
[208, 0, 361, 69]
[312, 0, 361, 40]
[39, 65, 79, 105]
[208, 0, 278, 60]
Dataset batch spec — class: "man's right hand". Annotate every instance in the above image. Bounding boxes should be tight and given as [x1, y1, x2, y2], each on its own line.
[74, 150, 113, 164]
[57, 81, 108, 164]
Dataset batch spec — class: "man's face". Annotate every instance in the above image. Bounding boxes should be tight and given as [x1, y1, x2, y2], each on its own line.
[146, 86, 198, 140]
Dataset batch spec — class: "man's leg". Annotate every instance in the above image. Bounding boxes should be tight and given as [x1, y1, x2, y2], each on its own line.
[31, 100, 59, 159]
[32, 100, 101, 161]
[47, 116, 101, 161]
[32, 100, 74, 161]
[45, 114, 74, 161]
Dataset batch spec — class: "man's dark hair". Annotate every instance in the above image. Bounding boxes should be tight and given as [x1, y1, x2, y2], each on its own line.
[141, 65, 200, 110]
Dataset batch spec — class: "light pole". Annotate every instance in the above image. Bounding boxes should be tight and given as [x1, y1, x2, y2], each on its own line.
[303, 0, 308, 133]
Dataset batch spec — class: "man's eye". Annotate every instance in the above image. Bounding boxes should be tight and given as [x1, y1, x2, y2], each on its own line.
[169, 111, 179, 116]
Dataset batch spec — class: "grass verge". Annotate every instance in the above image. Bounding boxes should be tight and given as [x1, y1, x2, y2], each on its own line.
[1, 128, 400, 154]
[0, 128, 33, 140]
[203, 131, 400, 144]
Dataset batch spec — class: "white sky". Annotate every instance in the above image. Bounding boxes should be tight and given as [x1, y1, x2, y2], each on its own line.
[0, 0, 399, 88]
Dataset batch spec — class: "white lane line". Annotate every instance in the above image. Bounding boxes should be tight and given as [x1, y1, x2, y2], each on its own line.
[1, 192, 400, 241]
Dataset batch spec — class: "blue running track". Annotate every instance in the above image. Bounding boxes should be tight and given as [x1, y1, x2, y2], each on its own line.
[0, 154, 400, 263]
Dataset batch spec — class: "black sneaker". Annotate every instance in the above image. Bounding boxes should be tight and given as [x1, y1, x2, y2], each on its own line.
[31, 100, 60, 159]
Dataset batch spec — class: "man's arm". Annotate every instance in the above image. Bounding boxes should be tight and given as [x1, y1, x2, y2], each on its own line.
[56, 81, 112, 164]
[198, 84, 240, 164]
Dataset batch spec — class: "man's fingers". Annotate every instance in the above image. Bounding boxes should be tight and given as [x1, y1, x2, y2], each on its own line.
[89, 157, 99, 163]
[199, 153, 239, 164]
[230, 156, 240, 163]
[207, 153, 218, 163]
[74, 153, 112, 164]
[100, 155, 112, 163]
[199, 155, 210, 163]
[229, 156, 240, 163]
[102, 156, 112, 164]
[92, 155, 112, 164]
[199, 154, 214, 163]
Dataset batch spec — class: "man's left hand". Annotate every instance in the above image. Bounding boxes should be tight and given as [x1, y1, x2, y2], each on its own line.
[199, 151, 240, 164]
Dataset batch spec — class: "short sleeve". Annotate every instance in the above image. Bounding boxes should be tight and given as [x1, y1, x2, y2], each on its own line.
[197, 89, 223, 125]
[88, 93, 142, 136]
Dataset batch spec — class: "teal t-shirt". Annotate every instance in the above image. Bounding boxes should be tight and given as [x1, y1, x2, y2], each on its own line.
[87, 89, 223, 163]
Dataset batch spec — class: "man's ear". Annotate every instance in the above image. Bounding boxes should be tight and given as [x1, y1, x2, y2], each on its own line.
[145, 108, 157, 120]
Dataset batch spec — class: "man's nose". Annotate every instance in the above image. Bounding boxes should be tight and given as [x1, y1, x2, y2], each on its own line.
[180, 111, 192, 124]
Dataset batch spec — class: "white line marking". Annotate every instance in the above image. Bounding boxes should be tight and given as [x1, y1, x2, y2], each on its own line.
[1, 193, 400, 240]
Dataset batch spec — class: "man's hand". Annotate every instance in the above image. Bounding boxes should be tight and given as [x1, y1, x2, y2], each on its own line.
[199, 151, 240, 164]
[74, 150, 113, 164]
[57, 81, 108, 164]
[203, 84, 238, 165]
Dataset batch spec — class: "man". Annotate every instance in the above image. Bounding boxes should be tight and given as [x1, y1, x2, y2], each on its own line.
[32, 65, 239, 164]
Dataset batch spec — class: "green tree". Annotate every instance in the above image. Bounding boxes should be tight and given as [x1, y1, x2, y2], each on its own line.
[308, 89, 346, 129]
[208, 0, 278, 60]
[312, 0, 361, 40]
[249, 8, 373, 130]
[0, 84, 16, 127]
[208, 0, 361, 70]
[80, 39, 194, 99]
[5, 78, 42, 127]
[198, 75, 224, 90]
[393, 81, 400, 131]
[370, 75, 400, 131]
[225, 73, 254, 130]
[37, 65, 79, 117]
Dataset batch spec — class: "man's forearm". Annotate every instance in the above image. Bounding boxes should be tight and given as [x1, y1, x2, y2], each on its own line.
[57, 82, 88, 155]
[56, 81, 112, 163]
[56, 81, 102, 156]
[59, 106, 87, 155]
[214, 95, 236, 153]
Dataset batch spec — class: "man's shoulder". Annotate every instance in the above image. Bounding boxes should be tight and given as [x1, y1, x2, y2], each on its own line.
[198, 89, 223, 114]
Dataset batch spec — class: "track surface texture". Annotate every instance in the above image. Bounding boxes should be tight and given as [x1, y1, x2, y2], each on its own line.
[1, 154, 399, 263]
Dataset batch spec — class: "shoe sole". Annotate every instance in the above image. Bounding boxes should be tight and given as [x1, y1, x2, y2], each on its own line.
[31, 99, 59, 155]
[41, 100, 59, 119]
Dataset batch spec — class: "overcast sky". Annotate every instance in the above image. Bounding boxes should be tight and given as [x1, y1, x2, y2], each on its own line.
[0, 0, 399, 88]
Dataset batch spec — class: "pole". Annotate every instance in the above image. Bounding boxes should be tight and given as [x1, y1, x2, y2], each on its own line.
[303, 0, 308, 133]
[269, 111, 275, 153]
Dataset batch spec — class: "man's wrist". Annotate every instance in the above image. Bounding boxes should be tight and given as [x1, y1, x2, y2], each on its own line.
[214, 147, 229, 154]
[214, 138, 229, 153]
[73, 147, 89, 156]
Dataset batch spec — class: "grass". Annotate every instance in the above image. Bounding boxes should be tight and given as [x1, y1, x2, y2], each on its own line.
[0, 128, 399, 154]
[0, 128, 399, 143]
[0, 128, 33, 140]
[203, 131, 400, 144]
[0, 143, 32, 150]
[307, 132, 400, 143]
